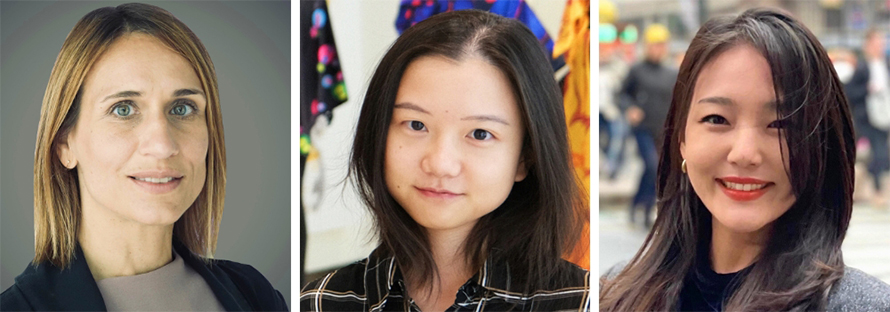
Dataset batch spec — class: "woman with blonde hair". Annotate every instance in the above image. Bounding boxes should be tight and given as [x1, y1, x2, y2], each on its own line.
[1, 3, 286, 310]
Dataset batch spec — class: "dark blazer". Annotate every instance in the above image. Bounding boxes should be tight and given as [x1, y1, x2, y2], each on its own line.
[0, 239, 288, 311]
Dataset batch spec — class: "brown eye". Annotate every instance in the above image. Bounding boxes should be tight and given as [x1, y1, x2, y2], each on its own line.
[701, 115, 728, 125]
[409, 120, 426, 131]
[768, 119, 786, 129]
[471, 129, 492, 140]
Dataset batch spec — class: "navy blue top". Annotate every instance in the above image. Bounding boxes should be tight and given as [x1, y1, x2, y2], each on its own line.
[678, 250, 750, 312]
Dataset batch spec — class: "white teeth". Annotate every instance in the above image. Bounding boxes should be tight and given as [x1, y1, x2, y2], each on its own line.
[722, 181, 766, 191]
[134, 177, 175, 183]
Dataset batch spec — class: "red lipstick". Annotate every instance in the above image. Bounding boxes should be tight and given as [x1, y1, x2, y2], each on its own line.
[717, 177, 771, 202]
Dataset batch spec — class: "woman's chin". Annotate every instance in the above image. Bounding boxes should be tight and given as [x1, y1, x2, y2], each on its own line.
[712, 213, 773, 236]
[118, 205, 189, 227]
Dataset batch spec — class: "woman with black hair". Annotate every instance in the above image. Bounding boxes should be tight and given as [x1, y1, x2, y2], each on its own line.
[600, 7, 890, 312]
[300, 9, 589, 312]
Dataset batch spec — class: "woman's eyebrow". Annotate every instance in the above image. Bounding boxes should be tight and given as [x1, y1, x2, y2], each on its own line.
[101, 88, 205, 102]
[461, 115, 510, 126]
[102, 90, 141, 102]
[698, 96, 734, 106]
[174, 88, 204, 98]
[394, 102, 430, 114]
[698, 96, 778, 109]
[394, 102, 510, 125]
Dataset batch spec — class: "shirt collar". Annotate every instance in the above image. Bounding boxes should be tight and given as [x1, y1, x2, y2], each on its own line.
[363, 249, 515, 310]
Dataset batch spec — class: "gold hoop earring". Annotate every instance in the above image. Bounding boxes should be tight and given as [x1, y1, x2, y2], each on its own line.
[681, 159, 687, 173]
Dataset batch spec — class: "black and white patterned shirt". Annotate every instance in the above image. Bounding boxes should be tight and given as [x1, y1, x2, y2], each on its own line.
[300, 250, 590, 311]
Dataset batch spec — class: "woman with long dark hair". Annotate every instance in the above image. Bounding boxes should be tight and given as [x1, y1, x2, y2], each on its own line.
[300, 9, 589, 312]
[600, 8, 890, 311]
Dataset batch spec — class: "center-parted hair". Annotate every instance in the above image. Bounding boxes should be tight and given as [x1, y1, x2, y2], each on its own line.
[34, 3, 225, 268]
[600, 8, 855, 311]
[349, 10, 585, 293]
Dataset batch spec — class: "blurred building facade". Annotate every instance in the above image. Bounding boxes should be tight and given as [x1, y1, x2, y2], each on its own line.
[611, 0, 890, 50]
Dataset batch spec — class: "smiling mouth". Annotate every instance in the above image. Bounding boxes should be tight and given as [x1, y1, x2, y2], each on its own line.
[715, 178, 773, 201]
[130, 176, 181, 183]
[129, 175, 183, 194]
[717, 179, 770, 191]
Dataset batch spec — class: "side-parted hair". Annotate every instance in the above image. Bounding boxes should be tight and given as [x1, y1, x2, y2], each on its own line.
[34, 3, 225, 268]
[349, 10, 586, 293]
[600, 8, 855, 311]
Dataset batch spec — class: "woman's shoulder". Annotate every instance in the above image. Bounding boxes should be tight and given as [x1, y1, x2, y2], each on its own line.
[172, 241, 288, 311]
[300, 256, 389, 312]
[0, 256, 106, 311]
[826, 266, 890, 311]
[1, 281, 33, 311]
[553, 259, 591, 289]
[205, 258, 288, 310]
[300, 257, 373, 292]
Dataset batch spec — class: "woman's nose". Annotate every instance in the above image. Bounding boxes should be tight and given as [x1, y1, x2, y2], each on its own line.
[137, 114, 180, 159]
[420, 136, 461, 178]
[726, 128, 764, 168]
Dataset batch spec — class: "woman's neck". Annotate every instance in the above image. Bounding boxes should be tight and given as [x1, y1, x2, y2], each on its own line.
[406, 225, 477, 311]
[77, 200, 174, 281]
[709, 218, 769, 274]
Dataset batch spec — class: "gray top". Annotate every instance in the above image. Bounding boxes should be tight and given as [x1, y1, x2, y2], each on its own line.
[95, 249, 225, 311]
[602, 261, 890, 311]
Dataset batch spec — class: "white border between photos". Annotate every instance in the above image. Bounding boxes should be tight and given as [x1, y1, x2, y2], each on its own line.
[590, 7, 600, 311]
[291, 0, 301, 306]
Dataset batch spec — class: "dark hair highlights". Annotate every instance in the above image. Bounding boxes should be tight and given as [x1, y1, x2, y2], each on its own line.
[600, 8, 855, 311]
[349, 10, 584, 293]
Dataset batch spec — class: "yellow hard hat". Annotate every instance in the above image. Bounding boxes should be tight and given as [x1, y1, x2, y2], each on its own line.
[600, 0, 617, 24]
[644, 23, 670, 44]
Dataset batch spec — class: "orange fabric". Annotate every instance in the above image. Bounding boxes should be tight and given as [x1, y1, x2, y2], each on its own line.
[555, 0, 590, 270]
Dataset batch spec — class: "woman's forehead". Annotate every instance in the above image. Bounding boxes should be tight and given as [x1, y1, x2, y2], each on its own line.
[82, 33, 202, 101]
[691, 44, 776, 111]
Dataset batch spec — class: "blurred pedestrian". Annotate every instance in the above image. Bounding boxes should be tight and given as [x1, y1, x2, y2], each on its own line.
[600, 23, 629, 179]
[864, 28, 890, 206]
[846, 28, 890, 207]
[619, 23, 677, 227]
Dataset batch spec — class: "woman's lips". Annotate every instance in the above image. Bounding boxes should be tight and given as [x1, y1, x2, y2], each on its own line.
[129, 176, 182, 194]
[415, 187, 462, 200]
[716, 177, 772, 201]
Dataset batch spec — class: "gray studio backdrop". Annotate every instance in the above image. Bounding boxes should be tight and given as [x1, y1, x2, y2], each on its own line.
[0, 1, 291, 306]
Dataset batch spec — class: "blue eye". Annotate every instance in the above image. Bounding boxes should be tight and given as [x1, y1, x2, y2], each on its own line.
[112, 103, 134, 117]
[409, 120, 426, 131]
[170, 102, 195, 116]
[471, 129, 492, 140]
[701, 115, 728, 125]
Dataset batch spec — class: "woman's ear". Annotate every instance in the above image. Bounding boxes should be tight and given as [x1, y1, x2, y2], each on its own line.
[514, 157, 528, 182]
[56, 131, 78, 169]
[680, 140, 686, 160]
